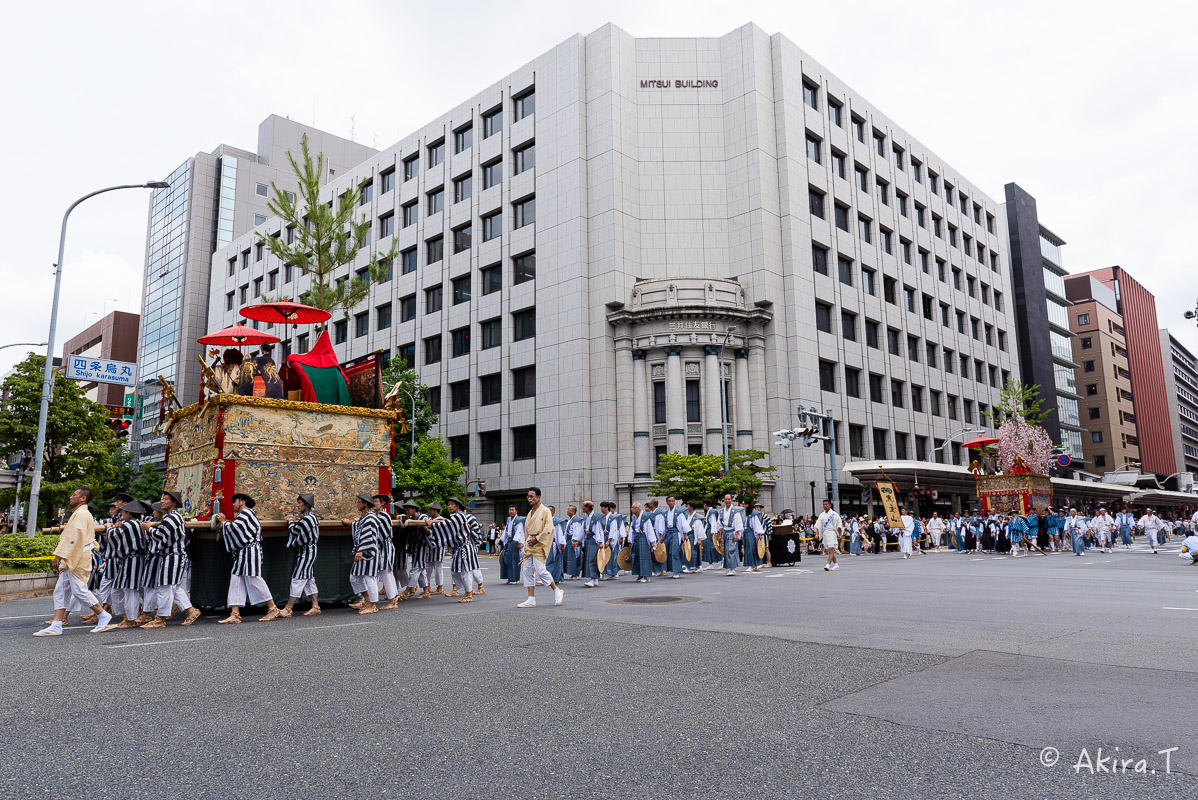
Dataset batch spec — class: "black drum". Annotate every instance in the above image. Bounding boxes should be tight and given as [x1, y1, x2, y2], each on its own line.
[768, 525, 803, 566]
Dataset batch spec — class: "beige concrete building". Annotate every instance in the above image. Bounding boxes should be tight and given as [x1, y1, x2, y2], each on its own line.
[1064, 275, 1138, 472]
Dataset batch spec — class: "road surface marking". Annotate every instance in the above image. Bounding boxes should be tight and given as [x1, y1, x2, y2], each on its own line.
[1162, 607, 1198, 611]
[104, 637, 213, 649]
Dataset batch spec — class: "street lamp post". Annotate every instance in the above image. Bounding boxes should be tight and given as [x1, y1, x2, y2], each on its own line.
[24, 182, 168, 536]
[0, 342, 47, 353]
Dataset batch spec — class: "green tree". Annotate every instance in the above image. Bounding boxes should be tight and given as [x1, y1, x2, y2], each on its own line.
[648, 449, 777, 505]
[380, 358, 436, 470]
[101, 448, 165, 505]
[392, 438, 466, 507]
[0, 354, 120, 526]
[984, 380, 1051, 428]
[258, 134, 397, 326]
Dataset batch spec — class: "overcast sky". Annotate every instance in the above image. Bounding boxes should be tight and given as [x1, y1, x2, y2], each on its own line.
[2, 0, 1195, 377]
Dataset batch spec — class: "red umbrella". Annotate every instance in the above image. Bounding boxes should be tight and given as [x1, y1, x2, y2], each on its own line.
[239, 301, 331, 326]
[197, 324, 281, 346]
[962, 436, 1000, 449]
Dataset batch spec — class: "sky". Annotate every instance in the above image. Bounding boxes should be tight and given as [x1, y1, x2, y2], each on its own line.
[2, 0, 1195, 377]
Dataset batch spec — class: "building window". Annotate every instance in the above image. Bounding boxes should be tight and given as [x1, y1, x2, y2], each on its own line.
[1091, 430, 1104, 443]
[1081, 336, 1093, 349]
[512, 425, 536, 460]
[809, 187, 825, 219]
[802, 79, 819, 109]
[680, 378, 700, 422]
[254, 214, 267, 227]
[449, 434, 469, 465]
[354, 312, 369, 338]
[513, 141, 535, 174]
[225, 291, 234, 311]
[483, 106, 503, 138]
[877, 179, 889, 206]
[513, 88, 535, 121]
[907, 335, 920, 361]
[926, 342, 938, 367]
[894, 432, 909, 460]
[333, 319, 348, 344]
[828, 98, 842, 127]
[482, 211, 502, 242]
[513, 196, 535, 228]
[911, 386, 923, 413]
[869, 373, 885, 404]
[454, 124, 473, 154]
[865, 320, 880, 349]
[1084, 360, 1095, 372]
[452, 274, 471, 305]
[844, 367, 861, 398]
[379, 168, 395, 195]
[1095, 454, 1107, 468]
[450, 380, 469, 411]
[880, 228, 892, 254]
[815, 301, 833, 333]
[513, 252, 535, 284]
[376, 303, 392, 330]
[873, 428, 888, 459]
[480, 431, 501, 464]
[451, 327, 470, 358]
[857, 215, 871, 243]
[883, 276, 896, 305]
[399, 247, 417, 275]
[653, 382, 667, 424]
[513, 308, 536, 341]
[930, 390, 942, 416]
[873, 129, 886, 156]
[400, 294, 416, 322]
[426, 284, 443, 314]
[481, 318, 501, 349]
[831, 150, 846, 179]
[855, 164, 870, 192]
[1086, 383, 1098, 396]
[861, 267, 875, 296]
[428, 140, 445, 167]
[480, 373, 501, 406]
[403, 155, 419, 181]
[253, 277, 262, 298]
[453, 223, 472, 254]
[887, 328, 901, 356]
[841, 310, 857, 342]
[378, 212, 395, 239]
[837, 256, 853, 286]
[819, 360, 836, 392]
[454, 173, 472, 203]
[480, 264, 501, 295]
[1088, 406, 1101, 420]
[427, 186, 444, 215]
[513, 366, 536, 400]
[481, 158, 502, 191]
[401, 201, 418, 228]
[805, 133, 822, 164]
[852, 116, 866, 142]
[424, 335, 442, 364]
[812, 244, 829, 275]
[834, 203, 850, 231]
[426, 236, 444, 265]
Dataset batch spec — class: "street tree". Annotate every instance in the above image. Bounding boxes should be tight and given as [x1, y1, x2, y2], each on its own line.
[381, 358, 436, 470]
[648, 449, 777, 505]
[258, 134, 397, 328]
[0, 354, 119, 525]
[392, 438, 466, 508]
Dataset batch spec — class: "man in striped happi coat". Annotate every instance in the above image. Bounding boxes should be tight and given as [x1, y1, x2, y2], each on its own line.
[427, 497, 482, 603]
[140, 490, 201, 628]
[399, 497, 429, 600]
[109, 499, 149, 628]
[280, 493, 321, 618]
[342, 493, 381, 614]
[370, 493, 401, 609]
[422, 500, 447, 597]
[216, 493, 280, 624]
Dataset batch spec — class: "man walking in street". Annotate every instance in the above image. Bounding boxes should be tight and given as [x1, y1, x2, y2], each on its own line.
[815, 499, 843, 571]
[517, 487, 564, 608]
[34, 487, 115, 636]
[1138, 508, 1165, 554]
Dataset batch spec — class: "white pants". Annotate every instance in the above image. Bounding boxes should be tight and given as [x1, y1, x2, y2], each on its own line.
[522, 556, 552, 589]
[95, 570, 114, 605]
[53, 571, 98, 612]
[899, 533, 913, 555]
[349, 574, 379, 602]
[289, 577, 318, 599]
[152, 583, 191, 616]
[1146, 530, 1158, 548]
[407, 566, 427, 590]
[227, 575, 272, 608]
[115, 587, 141, 619]
[378, 569, 399, 599]
[452, 570, 476, 592]
[424, 560, 443, 588]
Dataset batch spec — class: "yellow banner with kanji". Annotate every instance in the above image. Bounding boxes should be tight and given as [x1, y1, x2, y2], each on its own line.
[875, 481, 903, 528]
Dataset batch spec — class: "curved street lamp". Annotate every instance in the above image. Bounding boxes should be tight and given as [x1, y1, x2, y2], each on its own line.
[24, 182, 169, 535]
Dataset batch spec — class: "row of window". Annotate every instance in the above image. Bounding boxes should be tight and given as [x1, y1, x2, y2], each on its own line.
[333, 307, 536, 359]
[841, 423, 967, 466]
[426, 367, 536, 414]
[816, 359, 998, 423]
[447, 424, 536, 466]
[802, 78, 997, 230]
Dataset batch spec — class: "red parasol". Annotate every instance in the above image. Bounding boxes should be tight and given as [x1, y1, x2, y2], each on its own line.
[962, 436, 1000, 449]
[197, 324, 281, 347]
[239, 301, 331, 326]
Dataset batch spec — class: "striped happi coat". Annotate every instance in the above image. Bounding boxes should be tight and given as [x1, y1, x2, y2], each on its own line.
[349, 514, 380, 578]
[109, 519, 145, 590]
[374, 511, 396, 572]
[415, 513, 442, 566]
[286, 511, 320, 581]
[222, 508, 264, 577]
[148, 510, 189, 586]
[427, 510, 483, 574]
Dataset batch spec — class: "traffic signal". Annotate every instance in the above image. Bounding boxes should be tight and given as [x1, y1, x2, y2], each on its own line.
[110, 418, 132, 439]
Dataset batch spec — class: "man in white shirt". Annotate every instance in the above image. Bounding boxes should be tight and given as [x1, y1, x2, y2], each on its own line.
[1138, 508, 1165, 554]
[814, 500, 843, 571]
[896, 507, 916, 559]
[1116, 508, 1135, 549]
[717, 494, 743, 576]
[1064, 507, 1089, 556]
[1090, 508, 1116, 554]
[926, 512, 946, 553]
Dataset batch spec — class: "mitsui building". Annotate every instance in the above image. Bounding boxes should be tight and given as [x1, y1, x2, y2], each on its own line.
[208, 23, 1020, 518]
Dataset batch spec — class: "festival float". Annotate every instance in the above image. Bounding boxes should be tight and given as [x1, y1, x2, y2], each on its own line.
[971, 412, 1055, 515]
[152, 301, 413, 606]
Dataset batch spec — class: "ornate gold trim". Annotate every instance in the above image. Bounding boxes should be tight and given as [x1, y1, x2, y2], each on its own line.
[168, 393, 398, 424]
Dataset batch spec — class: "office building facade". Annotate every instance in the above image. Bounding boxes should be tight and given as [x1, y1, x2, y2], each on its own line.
[136, 116, 373, 464]
[1002, 183, 1084, 464]
[1160, 329, 1198, 482]
[1073, 267, 1173, 476]
[207, 23, 1019, 515]
[1063, 275, 1138, 472]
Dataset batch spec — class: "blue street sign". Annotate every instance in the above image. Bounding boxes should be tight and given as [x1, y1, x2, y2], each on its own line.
[1057, 454, 1072, 467]
[64, 355, 138, 387]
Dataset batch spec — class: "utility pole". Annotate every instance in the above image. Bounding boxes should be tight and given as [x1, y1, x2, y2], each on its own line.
[773, 406, 840, 511]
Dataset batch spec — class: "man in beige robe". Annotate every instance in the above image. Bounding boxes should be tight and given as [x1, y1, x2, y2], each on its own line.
[35, 487, 116, 636]
[516, 487, 564, 608]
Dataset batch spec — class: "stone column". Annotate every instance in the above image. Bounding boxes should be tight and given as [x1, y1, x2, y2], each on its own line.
[734, 348, 753, 450]
[747, 342, 769, 453]
[664, 345, 686, 454]
[704, 344, 724, 459]
[632, 349, 651, 479]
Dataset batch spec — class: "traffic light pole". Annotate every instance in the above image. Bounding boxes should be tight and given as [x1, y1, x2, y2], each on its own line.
[773, 406, 840, 512]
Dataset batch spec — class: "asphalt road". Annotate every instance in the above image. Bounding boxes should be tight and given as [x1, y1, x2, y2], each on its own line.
[1, 540, 1195, 799]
